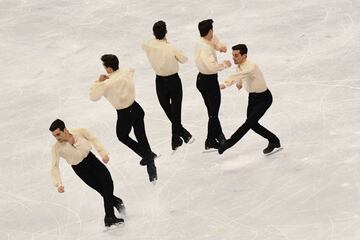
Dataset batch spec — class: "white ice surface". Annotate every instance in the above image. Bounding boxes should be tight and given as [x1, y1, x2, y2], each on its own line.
[1, 0, 360, 239]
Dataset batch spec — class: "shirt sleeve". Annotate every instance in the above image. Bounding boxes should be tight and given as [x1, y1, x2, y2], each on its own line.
[224, 65, 253, 87]
[201, 47, 226, 72]
[125, 68, 135, 79]
[212, 35, 226, 52]
[173, 46, 188, 64]
[89, 80, 107, 101]
[51, 145, 62, 187]
[80, 128, 109, 158]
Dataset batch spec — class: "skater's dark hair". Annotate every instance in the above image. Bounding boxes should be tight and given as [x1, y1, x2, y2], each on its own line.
[232, 44, 248, 55]
[198, 19, 213, 37]
[49, 119, 66, 132]
[101, 54, 119, 71]
[153, 20, 167, 40]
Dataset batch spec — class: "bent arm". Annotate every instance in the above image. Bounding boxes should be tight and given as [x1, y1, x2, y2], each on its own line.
[173, 46, 188, 64]
[212, 35, 227, 52]
[89, 81, 106, 101]
[80, 128, 109, 159]
[202, 49, 227, 72]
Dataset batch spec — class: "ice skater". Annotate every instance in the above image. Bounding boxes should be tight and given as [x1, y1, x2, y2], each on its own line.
[142, 20, 193, 151]
[89, 54, 157, 183]
[195, 19, 231, 150]
[218, 44, 281, 155]
[49, 119, 125, 228]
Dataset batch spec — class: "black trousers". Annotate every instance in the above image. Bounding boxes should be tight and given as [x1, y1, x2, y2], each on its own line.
[72, 152, 121, 218]
[116, 101, 152, 159]
[227, 89, 280, 148]
[196, 72, 224, 140]
[156, 73, 183, 136]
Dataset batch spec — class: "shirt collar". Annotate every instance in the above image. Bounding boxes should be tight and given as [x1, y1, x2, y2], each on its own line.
[156, 38, 168, 43]
[238, 59, 249, 70]
[108, 69, 119, 76]
[68, 129, 78, 141]
[200, 37, 212, 45]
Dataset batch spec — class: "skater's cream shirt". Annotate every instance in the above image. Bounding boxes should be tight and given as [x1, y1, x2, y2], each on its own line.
[142, 38, 188, 76]
[195, 35, 229, 74]
[223, 59, 268, 93]
[51, 128, 109, 187]
[89, 68, 135, 110]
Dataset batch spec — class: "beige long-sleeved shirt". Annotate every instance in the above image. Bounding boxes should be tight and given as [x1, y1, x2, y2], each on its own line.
[51, 128, 109, 187]
[142, 38, 188, 76]
[195, 35, 229, 74]
[223, 59, 268, 93]
[89, 68, 135, 110]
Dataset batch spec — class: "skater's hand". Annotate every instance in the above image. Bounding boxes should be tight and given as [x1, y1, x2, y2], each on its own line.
[57, 185, 64, 193]
[98, 74, 109, 82]
[102, 155, 110, 164]
[223, 60, 231, 68]
[219, 45, 227, 53]
[219, 83, 226, 90]
[236, 82, 242, 90]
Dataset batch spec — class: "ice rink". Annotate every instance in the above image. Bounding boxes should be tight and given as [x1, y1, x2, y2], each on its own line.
[1, 0, 360, 239]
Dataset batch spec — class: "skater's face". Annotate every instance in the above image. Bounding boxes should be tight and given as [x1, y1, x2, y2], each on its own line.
[52, 128, 68, 143]
[232, 50, 247, 64]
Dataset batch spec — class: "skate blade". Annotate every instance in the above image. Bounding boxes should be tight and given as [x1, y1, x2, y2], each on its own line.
[202, 149, 218, 153]
[265, 147, 283, 156]
[103, 222, 125, 232]
[150, 178, 158, 185]
[118, 208, 127, 217]
[186, 137, 195, 144]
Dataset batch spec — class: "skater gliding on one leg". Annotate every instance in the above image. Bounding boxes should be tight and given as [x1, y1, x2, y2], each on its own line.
[49, 119, 125, 228]
[142, 20, 193, 151]
[194, 19, 231, 151]
[89, 54, 158, 183]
